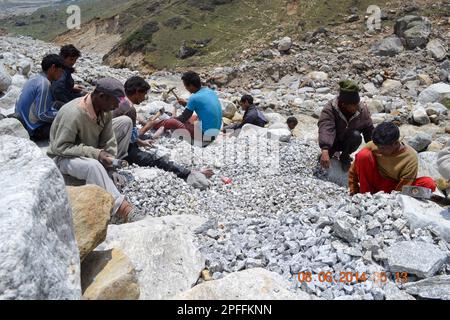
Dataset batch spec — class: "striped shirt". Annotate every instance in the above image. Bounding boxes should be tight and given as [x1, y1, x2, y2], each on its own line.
[15, 73, 59, 134]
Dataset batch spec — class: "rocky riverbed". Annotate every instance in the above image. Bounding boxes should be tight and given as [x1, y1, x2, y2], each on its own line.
[0, 10, 450, 300]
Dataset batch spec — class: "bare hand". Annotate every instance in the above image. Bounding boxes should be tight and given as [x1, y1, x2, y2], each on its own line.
[177, 98, 187, 107]
[200, 168, 214, 178]
[137, 139, 153, 148]
[73, 85, 84, 93]
[99, 150, 114, 167]
[320, 150, 331, 169]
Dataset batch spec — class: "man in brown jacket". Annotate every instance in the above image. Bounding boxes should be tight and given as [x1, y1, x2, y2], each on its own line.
[318, 80, 374, 171]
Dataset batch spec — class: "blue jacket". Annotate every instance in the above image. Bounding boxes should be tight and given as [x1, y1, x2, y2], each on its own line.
[51, 67, 83, 104]
[15, 73, 59, 134]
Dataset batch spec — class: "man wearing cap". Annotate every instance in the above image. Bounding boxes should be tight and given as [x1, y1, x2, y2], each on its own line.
[48, 77, 134, 222]
[318, 80, 374, 171]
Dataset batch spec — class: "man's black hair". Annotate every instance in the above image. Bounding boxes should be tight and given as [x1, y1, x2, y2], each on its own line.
[287, 116, 298, 125]
[372, 122, 400, 146]
[41, 54, 65, 72]
[60, 44, 81, 58]
[124, 76, 151, 96]
[240, 94, 254, 105]
[181, 71, 201, 89]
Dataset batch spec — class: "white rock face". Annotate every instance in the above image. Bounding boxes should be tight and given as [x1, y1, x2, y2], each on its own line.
[0, 86, 21, 111]
[307, 71, 329, 81]
[0, 63, 12, 93]
[397, 195, 450, 243]
[0, 118, 29, 139]
[418, 83, 450, 104]
[418, 151, 441, 181]
[426, 39, 447, 61]
[386, 241, 447, 278]
[0, 135, 81, 300]
[372, 36, 404, 57]
[173, 268, 311, 300]
[412, 106, 431, 125]
[97, 215, 206, 300]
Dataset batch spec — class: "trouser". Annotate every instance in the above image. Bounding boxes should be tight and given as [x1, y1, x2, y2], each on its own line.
[125, 143, 191, 180]
[112, 116, 133, 160]
[55, 156, 124, 214]
[153, 118, 195, 138]
[30, 123, 52, 142]
[329, 130, 362, 161]
[354, 148, 437, 194]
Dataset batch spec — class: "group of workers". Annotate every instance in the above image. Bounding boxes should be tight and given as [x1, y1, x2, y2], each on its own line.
[10, 44, 450, 221]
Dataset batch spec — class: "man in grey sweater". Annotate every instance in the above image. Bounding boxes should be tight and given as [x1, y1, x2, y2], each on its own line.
[48, 78, 133, 222]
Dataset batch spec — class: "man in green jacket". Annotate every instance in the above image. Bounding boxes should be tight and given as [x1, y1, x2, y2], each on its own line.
[48, 77, 133, 222]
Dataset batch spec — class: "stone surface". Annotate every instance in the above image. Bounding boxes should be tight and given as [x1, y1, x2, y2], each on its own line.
[81, 248, 140, 300]
[0, 135, 81, 299]
[418, 83, 450, 104]
[412, 106, 431, 125]
[67, 185, 114, 261]
[372, 36, 404, 57]
[278, 37, 292, 52]
[97, 215, 206, 300]
[418, 151, 441, 181]
[187, 171, 211, 190]
[426, 39, 447, 61]
[404, 275, 450, 300]
[381, 79, 402, 94]
[0, 63, 12, 93]
[395, 15, 432, 49]
[398, 195, 450, 242]
[366, 99, 384, 114]
[384, 282, 415, 300]
[173, 268, 311, 300]
[407, 132, 432, 152]
[220, 99, 237, 119]
[0, 118, 29, 139]
[386, 241, 447, 278]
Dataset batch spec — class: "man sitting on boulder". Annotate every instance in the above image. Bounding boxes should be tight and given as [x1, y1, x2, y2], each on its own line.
[51, 44, 84, 105]
[15, 54, 65, 141]
[348, 121, 436, 196]
[112, 76, 213, 182]
[223, 95, 267, 132]
[152, 71, 223, 146]
[47, 77, 134, 223]
[318, 80, 374, 171]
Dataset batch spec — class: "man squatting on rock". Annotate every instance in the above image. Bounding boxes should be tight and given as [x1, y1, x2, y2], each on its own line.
[318, 80, 374, 171]
[14, 54, 65, 141]
[47, 78, 134, 222]
[348, 121, 436, 196]
[112, 76, 214, 180]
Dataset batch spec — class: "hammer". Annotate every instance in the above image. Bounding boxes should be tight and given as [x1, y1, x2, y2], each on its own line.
[402, 186, 450, 206]
[149, 107, 166, 122]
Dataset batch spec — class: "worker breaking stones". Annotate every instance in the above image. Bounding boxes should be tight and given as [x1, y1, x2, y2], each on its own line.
[348, 122, 436, 196]
[318, 80, 374, 171]
[222, 94, 268, 132]
[112, 76, 213, 184]
[48, 77, 134, 223]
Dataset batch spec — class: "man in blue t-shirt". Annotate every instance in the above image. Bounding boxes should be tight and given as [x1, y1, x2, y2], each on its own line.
[176, 71, 222, 145]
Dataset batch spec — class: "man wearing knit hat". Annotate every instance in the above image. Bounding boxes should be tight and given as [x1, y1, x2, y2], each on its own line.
[48, 77, 134, 223]
[318, 80, 374, 171]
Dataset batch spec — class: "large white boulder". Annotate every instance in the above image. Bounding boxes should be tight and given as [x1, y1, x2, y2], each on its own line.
[173, 268, 311, 300]
[97, 215, 206, 300]
[418, 151, 441, 181]
[397, 195, 450, 243]
[0, 135, 81, 299]
[418, 83, 450, 104]
[0, 118, 29, 139]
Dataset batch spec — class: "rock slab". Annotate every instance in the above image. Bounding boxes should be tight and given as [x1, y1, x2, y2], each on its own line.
[81, 248, 140, 300]
[404, 275, 450, 300]
[386, 241, 447, 278]
[67, 185, 114, 261]
[173, 268, 311, 300]
[97, 215, 206, 299]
